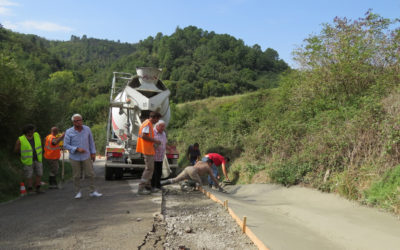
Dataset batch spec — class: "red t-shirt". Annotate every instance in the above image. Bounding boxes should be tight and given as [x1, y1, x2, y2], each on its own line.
[207, 153, 225, 166]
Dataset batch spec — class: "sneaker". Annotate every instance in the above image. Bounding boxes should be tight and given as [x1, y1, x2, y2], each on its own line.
[74, 191, 82, 199]
[90, 191, 103, 197]
[151, 188, 161, 193]
[137, 188, 151, 195]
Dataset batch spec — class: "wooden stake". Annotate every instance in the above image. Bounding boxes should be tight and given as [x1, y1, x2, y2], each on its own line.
[242, 216, 247, 233]
[225, 200, 228, 210]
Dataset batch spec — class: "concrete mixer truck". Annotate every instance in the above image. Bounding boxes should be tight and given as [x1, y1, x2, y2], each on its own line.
[104, 67, 179, 180]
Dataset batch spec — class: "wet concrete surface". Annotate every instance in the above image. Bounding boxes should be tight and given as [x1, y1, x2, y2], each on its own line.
[209, 184, 400, 250]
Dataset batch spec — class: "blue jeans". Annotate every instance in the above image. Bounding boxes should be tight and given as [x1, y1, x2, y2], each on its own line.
[203, 157, 218, 185]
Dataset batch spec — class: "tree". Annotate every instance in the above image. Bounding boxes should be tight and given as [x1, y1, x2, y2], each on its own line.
[293, 11, 400, 99]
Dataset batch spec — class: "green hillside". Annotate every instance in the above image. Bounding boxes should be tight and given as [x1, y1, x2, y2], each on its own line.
[168, 12, 400, 214]
[1, 12, 399, 214]
[0, 23, 287, 201]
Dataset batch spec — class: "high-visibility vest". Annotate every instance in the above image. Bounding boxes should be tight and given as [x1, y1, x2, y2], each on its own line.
[44, 134, 61, 159]
[19, 132, 42, 165]
[136, 119, 155, 155]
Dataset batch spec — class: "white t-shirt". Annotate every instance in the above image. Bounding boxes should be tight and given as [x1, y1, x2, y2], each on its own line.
[142, 125, 150, 134]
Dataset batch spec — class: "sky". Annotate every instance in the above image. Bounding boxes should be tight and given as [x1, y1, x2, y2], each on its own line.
[0, 0, 399, 67]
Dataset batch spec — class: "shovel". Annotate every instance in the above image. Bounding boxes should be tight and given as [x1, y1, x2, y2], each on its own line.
[59, 149, 65, 189]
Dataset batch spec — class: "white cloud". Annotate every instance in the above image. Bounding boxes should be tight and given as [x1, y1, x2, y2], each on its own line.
[19, 20, 73, 32]
[0, 6, 11, 15]
[0, 0, 19, 6]
[3, 20, 74, 33]
[2, 20, 17, 29]
[0, 0, 19, 16]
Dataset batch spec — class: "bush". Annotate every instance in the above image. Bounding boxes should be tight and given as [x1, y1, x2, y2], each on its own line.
[0, 149, 72, 202]
[270, 161, 312, 186]
[0, 150, 23, 201]
[364, 165, 400, 213]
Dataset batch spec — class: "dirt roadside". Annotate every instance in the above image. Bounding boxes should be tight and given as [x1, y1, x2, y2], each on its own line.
[140, 184, 257, 249]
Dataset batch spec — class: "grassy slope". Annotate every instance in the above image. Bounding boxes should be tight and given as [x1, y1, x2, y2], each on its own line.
[0, 151, 72, 202]
[168, 87, 400, 214]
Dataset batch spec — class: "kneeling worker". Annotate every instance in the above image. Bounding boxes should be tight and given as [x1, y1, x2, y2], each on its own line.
[161, 159, 225, 192]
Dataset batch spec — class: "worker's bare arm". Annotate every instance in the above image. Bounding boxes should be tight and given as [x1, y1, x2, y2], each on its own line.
[222, 163, 230, 181]
[141, 133, 161, 144]
[14, 139, 21, 154]
[52, 133, 65, 145]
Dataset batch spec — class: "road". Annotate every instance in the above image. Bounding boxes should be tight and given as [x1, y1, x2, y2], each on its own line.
[210, 184, 400, 250]
[2, 161, 400, 250]
[0, 160, 161, 249]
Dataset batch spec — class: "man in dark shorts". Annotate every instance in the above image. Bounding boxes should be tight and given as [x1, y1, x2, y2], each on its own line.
[187, 142, 201, 165]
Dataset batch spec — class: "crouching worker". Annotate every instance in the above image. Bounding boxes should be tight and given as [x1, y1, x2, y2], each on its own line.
[161, 159, 225, 192]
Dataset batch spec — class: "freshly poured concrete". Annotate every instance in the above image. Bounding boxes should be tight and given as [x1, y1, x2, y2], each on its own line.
[210, 184, 400, 250]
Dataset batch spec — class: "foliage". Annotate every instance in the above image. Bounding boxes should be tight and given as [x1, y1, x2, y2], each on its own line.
[0, 151, 23, 201]
[91, 122, 108, 154]
[0, 150, 72, 202]
[364, 165, 400, 213]
[109, 26, 288, 102]
[1, 12, 400, 214]
[167, 12, 400, 214]
[293, 10, 400, 101]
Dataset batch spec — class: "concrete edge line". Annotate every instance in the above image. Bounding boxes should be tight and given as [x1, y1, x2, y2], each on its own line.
[199, 187, 270, 250]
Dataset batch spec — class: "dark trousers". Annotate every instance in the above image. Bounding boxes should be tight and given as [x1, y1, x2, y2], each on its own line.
[151, 161, 163, 188]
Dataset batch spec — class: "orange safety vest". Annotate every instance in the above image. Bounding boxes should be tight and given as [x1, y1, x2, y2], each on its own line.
[136, 119, 155, 155]
[44, 134, 61, 159]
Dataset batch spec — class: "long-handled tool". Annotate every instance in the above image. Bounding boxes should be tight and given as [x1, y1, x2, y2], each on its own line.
[59, 149, 65, 189]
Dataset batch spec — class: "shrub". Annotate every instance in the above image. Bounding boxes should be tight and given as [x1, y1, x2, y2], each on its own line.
[270, 161, 312, 186]
[364, 165, 400, 213]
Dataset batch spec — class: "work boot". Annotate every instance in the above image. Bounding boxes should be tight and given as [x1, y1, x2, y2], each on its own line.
[160, 179, 172, 186]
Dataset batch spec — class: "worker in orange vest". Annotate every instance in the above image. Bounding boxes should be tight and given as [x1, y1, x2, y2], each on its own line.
[44, 127, 65, 189]
[136, 111, 161, 195]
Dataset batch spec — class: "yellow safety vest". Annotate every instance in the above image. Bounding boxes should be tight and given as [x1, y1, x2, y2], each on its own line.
[19, 132, 42, 165]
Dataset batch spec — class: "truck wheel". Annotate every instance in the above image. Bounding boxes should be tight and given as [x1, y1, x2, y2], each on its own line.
[115, 168, 123, 180]
[105, 166, 113, 180]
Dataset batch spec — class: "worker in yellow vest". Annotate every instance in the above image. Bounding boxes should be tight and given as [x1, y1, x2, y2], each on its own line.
[44, 127, 65, 189]
[14, 124, 44, 194]
[136, 111, 161, 195]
